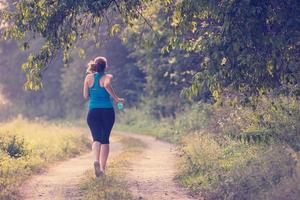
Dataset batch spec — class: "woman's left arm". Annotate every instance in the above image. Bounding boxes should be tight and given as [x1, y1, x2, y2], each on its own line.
[103, 74, 124, 103]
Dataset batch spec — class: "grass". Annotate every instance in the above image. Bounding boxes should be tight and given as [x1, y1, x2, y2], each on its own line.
[79, 136, 147, 200]
[0, 116, 91, 200]
[177, 133, 299, 199]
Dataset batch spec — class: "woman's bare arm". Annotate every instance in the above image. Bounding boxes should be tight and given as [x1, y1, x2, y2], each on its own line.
[83, 74, 91, 100]
[105, 84, 123, 103]
[103, 74, 124, 103]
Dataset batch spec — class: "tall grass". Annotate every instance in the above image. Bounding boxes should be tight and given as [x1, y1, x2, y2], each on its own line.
[178, 134, 298, 200]
[116, 95, 300, 200]
[0, 116, 90, 200]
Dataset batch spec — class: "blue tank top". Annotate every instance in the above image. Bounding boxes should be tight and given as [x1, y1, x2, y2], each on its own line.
[88, 72, 113, 109]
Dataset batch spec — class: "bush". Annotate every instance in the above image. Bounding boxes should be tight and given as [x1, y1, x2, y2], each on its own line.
[214, 95, 300, 151]
[178, 133, 299, 200]
[0, 134, 28, 158]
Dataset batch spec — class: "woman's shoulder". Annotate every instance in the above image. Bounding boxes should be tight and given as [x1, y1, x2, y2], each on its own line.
[85, 73, 95, 79]
[104, 73, 113, 78]
[101, 74, 113, 87]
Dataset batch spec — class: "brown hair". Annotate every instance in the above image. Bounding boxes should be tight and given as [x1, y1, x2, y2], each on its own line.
[86, 56, 107, 74]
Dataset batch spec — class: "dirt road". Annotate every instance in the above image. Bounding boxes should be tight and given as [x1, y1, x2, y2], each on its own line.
[20, 132, 196, 200]
[20, 138, 122, 200]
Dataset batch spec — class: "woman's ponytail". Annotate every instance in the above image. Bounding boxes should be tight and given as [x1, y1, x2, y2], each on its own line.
[86, 60, 96, 74]
[86, 57, 107, 74]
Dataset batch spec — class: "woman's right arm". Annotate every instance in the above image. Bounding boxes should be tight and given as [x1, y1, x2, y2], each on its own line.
[83, 75, 90, 100]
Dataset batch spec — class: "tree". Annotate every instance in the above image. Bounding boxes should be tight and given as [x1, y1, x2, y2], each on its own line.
[1, 0, 298, 99]
[167, 0, 300, 99]
[123, 0, 203, 95]
[0, 0, 152, 90]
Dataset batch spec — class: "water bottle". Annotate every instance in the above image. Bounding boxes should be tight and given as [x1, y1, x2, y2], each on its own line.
[117, 102, 124, 110]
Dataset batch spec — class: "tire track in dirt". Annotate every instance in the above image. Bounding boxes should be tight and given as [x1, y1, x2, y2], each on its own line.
[115, 131, 197, 200]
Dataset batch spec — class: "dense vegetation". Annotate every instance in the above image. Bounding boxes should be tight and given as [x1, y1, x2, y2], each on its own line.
[0, 0, 299, 199]
[116, 96, 300, 200]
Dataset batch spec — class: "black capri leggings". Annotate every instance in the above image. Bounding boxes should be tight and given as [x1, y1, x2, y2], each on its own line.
[87, 108, 115, 144]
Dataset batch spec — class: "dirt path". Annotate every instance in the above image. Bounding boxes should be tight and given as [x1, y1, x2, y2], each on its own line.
[20, 138, 123, 200]
[20, 132, 196, 200]
[116, 131, 196, 200]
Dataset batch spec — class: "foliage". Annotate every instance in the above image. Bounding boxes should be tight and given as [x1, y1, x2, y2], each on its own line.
[0, 0, 152, 90]
[1, 0, 299, 101]
[122, 0, 207, 101]
[0, 135, 27, 158]
[214, 95, 300, 151]
[0, 117, 90, 200]
[121, 0, 300, 101]
[169, 0, 300, 98]
[120, 0, 300, 101]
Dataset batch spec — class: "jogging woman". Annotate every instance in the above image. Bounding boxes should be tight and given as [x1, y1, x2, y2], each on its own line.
[83, 56, 125, 177]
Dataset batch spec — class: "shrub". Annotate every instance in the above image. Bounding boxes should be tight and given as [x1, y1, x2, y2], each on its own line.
[0, 134, 28, 158]
[214, 95, 300, 151]
[178, 133, 298, 200]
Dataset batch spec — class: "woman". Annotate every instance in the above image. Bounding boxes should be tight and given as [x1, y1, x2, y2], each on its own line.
[83, 56, 125, 177]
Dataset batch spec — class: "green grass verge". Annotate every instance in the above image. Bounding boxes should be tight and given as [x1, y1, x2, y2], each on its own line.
[0, 117, 90, 200]
[79, 136, 147, 200]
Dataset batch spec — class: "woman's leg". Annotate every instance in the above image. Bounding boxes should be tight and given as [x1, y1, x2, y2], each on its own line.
[87, 109, 104, 177]
[100, 144, 109, 171]
[99, 108, 115, 172]
[92, 141, 101, 162]
[88, 114, 102, 162]
[92, 141, 103, 177]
